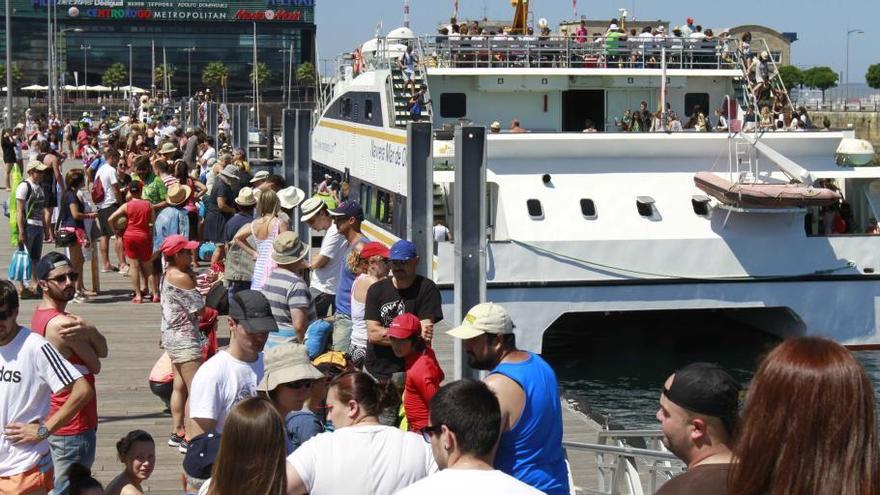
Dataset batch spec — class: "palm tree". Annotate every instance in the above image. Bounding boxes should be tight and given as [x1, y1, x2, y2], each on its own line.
[296, 62, 316, 103]
[101, 63, 127, 92]
[201, 61, 229, 93]
[154, 64, 175, 96]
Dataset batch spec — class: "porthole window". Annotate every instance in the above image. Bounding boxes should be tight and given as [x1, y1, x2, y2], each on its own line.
[580, 198, 597, 219]
[527, 199, 544, 219]
[636, 196, 655, 217]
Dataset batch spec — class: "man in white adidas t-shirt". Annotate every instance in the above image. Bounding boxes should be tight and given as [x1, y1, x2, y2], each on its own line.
[396, 379, 543, 495]
[187, 290, 271, 444]
[0, 281, 93, 494]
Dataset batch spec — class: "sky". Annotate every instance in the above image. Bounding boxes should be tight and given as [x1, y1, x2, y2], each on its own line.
[315, 0, 879, 84]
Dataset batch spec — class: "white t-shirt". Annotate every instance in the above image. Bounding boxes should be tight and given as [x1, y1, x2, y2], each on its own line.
[95, 163, 119, 209]
[310, 223, 348, 295]
[0, 328, 82, 476]
[395, 468, 544, 495]
[288, 425, 437, 495]
[15, 179, 44, 226]
[189, 350, 264, 433]
[433, 224, 450, 243]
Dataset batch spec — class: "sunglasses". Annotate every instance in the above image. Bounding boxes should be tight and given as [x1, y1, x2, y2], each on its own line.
[282, 380, 313, 390]
[419, 424, 443, 442]
[47, 272, 79, 284]
[390, 260, 409, 268]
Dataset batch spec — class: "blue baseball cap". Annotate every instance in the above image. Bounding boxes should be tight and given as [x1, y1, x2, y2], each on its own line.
[183, 432, 221, 479]
[329, 200, 364, 220]
[389, 239, 418, 261]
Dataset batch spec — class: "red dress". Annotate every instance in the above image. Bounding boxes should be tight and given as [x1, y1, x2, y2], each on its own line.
[122, 198, 153, 261]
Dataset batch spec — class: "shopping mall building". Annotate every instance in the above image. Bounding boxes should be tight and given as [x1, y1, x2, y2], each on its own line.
[2, 0, 316, 100]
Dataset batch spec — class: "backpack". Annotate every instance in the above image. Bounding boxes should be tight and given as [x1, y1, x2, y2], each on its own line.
[90, 172, 105, 204]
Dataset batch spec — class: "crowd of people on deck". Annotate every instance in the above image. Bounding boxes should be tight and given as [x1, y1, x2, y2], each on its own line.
[1, 105, 878, 495]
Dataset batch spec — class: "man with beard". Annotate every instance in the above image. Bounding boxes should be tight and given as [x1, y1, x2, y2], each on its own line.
[446, 303, 569, 495]
[654, 363, 740, 495]
[31, 253, 108, 494]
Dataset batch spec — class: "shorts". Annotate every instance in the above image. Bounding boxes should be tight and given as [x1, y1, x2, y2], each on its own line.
[0, 453, 54, 494]
[96, 203, 119, 237]
[123, 236, 153, 262]
[166, 346, 203, 365]
[402, 69, 415, 81]
[60, 227, 88, 246]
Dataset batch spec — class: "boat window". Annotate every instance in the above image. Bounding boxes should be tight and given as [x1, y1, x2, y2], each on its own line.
[527, 199, 544, 220]
[684, 93, 709, 117]
[580, 199, 597, 219]
[440, 93, 467, 118]
[636, 196, 655, 217]
[691, 195, 711, 216]
[342, 97, 352, 118]
[365, 99, 374, 122]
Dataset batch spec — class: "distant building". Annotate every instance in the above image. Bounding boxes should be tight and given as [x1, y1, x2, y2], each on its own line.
[0, 0, 316, 99]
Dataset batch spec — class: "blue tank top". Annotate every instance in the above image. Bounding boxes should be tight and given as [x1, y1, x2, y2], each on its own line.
[491, 353, 570, 495]
[334, 237, 370, 315]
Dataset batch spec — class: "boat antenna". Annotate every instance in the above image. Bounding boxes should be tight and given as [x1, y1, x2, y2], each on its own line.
[375, 20, 383, 38]
[403, 0, 410, 28]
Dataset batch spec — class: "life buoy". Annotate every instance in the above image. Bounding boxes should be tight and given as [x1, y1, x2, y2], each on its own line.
[353, 49, 363, 75]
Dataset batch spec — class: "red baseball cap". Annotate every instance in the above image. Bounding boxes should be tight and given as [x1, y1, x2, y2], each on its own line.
[387, 313, 421, 339]
[160, 234, 199, 256]
[360, 241, 390, 260]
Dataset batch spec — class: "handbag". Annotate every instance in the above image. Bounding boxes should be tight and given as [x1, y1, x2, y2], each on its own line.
[54, 201, 77, 248]
[7, 248, 31, 282]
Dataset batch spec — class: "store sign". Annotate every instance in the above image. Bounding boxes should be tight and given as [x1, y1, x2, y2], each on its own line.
[234, 9, 302, 21]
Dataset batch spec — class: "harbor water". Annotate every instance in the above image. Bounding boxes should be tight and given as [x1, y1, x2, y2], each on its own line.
[542, 310, 880, 430]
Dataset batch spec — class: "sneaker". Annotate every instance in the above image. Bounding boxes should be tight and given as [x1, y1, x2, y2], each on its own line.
[168, 433, 184, 447]
[178, 438, 189, 454]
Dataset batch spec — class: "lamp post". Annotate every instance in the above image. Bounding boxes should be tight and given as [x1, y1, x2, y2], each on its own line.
[181, 47, 195, 98]
[80, 44, 91, 101]
[5, 0, 12, 128]
[126, 43, 133, 103]
[56, 28, 82, 119]
[845, 29, 863, 106]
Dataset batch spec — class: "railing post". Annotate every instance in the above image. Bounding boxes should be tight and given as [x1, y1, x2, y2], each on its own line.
[282, 108, 296, 190]
[453, 125, 487, 381]
[235, 104, 250, 162]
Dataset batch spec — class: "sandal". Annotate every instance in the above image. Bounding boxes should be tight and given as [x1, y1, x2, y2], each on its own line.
[100, 265, 119, 273]
[151, 294, 161, 303]
[131, 296, 143, 304]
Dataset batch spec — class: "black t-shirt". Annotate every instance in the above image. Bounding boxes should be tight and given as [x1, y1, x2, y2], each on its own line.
[364, 276, 443, 379]
[59, 191, 85, 230]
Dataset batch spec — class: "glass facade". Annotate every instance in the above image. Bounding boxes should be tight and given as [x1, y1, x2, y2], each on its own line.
[1, 0, 316, 99]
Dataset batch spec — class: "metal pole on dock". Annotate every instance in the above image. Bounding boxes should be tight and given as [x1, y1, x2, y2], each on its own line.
[236, 105, 250, 163]
[266, 115, 274, 160]
[187, 98, 197, 130]
[206, 102, 218, 143]
[293, 109, 312, 244]
[453, 125, 487, 380]
[406, 122, 433, 278]
[282, 108, 296, 193]
[228, 104, 237, 149]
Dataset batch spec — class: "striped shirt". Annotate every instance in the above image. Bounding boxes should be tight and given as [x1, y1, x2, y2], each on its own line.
[263, 269, 316, 331]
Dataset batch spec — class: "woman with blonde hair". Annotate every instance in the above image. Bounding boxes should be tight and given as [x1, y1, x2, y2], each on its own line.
[200, 397, 288, 495]
[233, 188, 287, 290]
[729, 336, 879, 495]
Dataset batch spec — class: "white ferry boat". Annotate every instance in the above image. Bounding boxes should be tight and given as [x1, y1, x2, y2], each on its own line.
[311, 15, 880, 352]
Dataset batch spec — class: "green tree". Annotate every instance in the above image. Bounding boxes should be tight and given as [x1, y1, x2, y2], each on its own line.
[777, 65, 803, 91]
[0, 64, 23, 88]
[802, 66, 839, 103]
[101, 62, 127, 90]
[296, 61, 316, 85]
[155, 64, 175, 93]
[201, 61, 229, 91]
[249, 62, 271, 88]
[867, 63, 880, 90]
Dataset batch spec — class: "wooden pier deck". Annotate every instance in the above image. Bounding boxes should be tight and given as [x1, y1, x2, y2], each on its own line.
[0, 163, 601, 493]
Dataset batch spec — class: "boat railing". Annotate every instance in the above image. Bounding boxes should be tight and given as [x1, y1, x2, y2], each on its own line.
[419, 35, 737, 70]
[564, 430, 685, 495]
